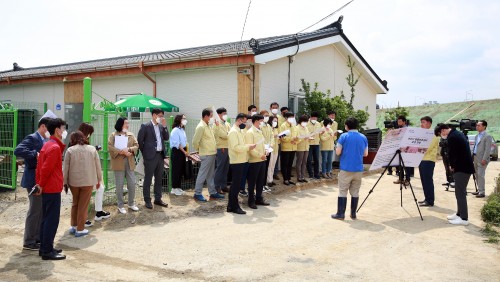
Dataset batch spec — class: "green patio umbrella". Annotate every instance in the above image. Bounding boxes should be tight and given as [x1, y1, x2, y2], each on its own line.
[114, 93, 179, 112]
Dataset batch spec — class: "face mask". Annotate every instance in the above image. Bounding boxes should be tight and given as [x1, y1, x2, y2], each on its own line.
[181, 119, 188, 126]
[122, 129, 128, 133]
[287, 118, 296, 125]
[264, 116, 269, 123]
[271, 109, 278, 115]
[222, 114, 228, 121]
[61, 130, 68, 140]
[301, 122, 307, 127]
[331, 118, 335, 122]
[311, 120, 317, 124]
[327, 124, 331, 129]
[272, 121, 278, 128]
[441, 135, 447, 140]
[251, 112, 257, 116]
[155, 117, 162, 124]
[44, 131, 50, 139]
[209, 117, 215, 125]
[259, 121, 265, 128]
[239, 123, 246, 130]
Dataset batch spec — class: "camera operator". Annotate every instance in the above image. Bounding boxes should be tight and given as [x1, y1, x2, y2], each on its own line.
[392, 115, 413, 185]
[435, 124, 474, 226]
[471, 120, 492, 198]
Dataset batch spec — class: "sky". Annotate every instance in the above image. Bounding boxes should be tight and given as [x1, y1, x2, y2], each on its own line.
[1, 0, 499, 108]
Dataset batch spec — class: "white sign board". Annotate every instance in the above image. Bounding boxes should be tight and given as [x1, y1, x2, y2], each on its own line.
[370, 127, 435, 170]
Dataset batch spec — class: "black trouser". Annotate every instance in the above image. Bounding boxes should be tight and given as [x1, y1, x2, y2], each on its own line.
[248, 162, 266, 204]
[453, 172, 470, 220]
[265, 154, 271, 183]
[307, 145, 320, 178]
[171, 147, 186, 188]
[280, 151, 295, 181]
[40, 193, 61, 254]
[143, 152, 164, 202]
[228, 163, 246, 210]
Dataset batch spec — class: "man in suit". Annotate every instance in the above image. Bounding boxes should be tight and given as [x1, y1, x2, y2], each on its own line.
[137, 108, 170, 209]
[435, 124, 474, 226]
[472, 120, 492, 198]
[14, 117, 51, 251]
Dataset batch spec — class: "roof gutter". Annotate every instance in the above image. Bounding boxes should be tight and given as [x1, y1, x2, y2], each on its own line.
[139, 61, 157, 97]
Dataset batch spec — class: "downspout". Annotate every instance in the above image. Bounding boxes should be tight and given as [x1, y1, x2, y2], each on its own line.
[288, 34, 300, 110]
[139, 61, 157, 97]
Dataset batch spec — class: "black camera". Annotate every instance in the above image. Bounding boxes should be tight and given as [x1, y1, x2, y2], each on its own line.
[384, 119, 409, 129]
[95, 145, 102, 151]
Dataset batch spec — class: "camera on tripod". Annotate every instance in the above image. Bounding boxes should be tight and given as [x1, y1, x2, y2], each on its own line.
[384, 119, 409, 129]
[446, 119, 477, 133]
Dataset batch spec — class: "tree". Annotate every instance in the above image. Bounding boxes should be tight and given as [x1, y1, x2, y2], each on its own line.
[384, 106, 411, 124]
[300, 79, 370, 131]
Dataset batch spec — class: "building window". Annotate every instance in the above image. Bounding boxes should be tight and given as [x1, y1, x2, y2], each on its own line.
[288, 92, 306, 114]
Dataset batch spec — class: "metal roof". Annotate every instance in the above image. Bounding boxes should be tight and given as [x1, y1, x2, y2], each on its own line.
[0, 19, 387, 90]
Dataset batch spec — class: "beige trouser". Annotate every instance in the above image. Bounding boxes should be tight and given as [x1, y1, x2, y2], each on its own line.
[338, 170, 363, 197]
[473, 156, 487, 194]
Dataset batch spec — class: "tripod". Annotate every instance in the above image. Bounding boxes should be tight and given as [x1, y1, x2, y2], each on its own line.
[357, 149, 424, 220]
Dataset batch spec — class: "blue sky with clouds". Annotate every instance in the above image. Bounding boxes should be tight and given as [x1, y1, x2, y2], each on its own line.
[1, 0, 498, 107]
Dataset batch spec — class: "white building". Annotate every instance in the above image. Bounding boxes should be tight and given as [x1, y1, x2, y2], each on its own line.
[0, 18, 388, 128]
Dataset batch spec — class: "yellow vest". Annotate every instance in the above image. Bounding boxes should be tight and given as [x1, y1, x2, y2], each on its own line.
[245, 126, 266, 163]
[192, 120, 217, 156]
[422, 136, 440, 162]
[296, 124, 310, 152]
[277, 114, 286, 127]
[320, 126, 336, 151]
[213, 121, 231, 149]
[261, 124, 274, 148]
[228, 125, 250, 164]
[280, 122, 298, 151]
[306, 120, 322, 145]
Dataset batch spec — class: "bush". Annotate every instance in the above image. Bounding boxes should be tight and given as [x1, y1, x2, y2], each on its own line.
[481, 193, 500, 226]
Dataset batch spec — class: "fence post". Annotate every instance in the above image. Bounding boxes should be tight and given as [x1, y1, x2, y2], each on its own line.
[83, 77, 92, 123]
[103, 112, 109, 190]
[167, 116, 173, 193]
[11, 109, 18, 189]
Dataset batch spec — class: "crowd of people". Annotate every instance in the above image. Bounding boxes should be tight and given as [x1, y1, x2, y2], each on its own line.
[13, 101, 493, 260]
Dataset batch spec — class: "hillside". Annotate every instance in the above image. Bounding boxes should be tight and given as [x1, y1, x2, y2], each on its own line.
[376, 98, 500, 140]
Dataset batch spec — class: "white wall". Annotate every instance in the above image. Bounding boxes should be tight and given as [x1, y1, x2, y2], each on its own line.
[91, 75, 153, 103]
[258, 57, 290, 112]
[258, 44, 378, 128]
[156, 67, 238, 120]
[0, 83, 64, 116]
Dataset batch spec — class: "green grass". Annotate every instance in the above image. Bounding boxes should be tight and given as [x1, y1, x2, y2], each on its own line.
[481, 223, 500, 244]
[376, 98, 500, 140]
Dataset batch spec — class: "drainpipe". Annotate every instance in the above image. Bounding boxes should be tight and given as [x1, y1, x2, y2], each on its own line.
[288, 35, 300, 110]
[139, 61, 157, 97]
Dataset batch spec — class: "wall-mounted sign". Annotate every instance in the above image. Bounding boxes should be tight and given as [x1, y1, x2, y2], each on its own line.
[56, 104, 61, 110]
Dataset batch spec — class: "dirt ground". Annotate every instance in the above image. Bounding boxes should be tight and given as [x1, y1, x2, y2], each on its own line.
[0, 160, 499, 281]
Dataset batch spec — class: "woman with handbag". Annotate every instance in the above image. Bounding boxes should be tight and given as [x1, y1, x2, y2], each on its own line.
[108, 117, 139, 214]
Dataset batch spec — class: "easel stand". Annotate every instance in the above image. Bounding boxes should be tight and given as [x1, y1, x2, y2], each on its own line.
[357, 149, 424, 221]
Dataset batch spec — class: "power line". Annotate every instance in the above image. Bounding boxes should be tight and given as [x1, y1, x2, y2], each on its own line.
[296, 0, 354, 34]
[236, 0, 252, 66]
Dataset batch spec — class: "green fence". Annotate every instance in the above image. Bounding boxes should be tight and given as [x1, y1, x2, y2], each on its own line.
[0, 101, 47, 190]
[0, 108, 18, 189]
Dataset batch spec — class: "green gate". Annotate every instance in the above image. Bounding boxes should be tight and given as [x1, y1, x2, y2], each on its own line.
[0, 106, 17, 189]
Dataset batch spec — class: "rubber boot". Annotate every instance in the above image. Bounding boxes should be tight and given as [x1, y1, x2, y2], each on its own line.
[350, 197, 359, 220]
[331, 197, 347, 220]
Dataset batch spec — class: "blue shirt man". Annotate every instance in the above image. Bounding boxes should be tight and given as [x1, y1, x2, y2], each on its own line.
[331, 117, 368, 221]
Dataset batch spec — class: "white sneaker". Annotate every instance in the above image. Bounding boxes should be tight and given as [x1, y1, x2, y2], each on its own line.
[75, 229, 89, 237]
[118, 207, 127, 214]
[69, 226, 76, 235]
[447, 213, 459, 220]
[448, 217, 469, 226]
[129, 205, 139, 211]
